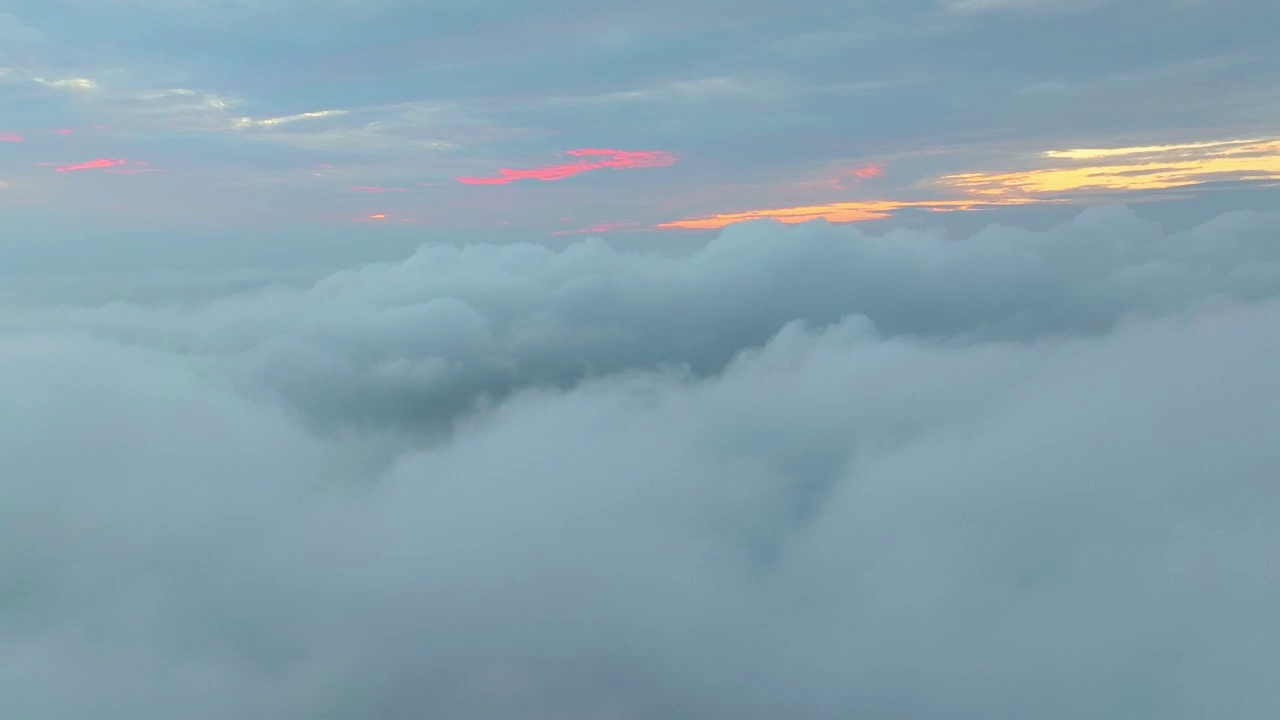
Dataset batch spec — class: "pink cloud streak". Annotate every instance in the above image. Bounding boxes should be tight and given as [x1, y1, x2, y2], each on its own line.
[849, 163, 883, 180]
[54, 158, 130, 172]
[48, 159, 161, 173]
[0, 132, 23, 143]
[456, 148, 678, 185]
[351, 185, 407, 193]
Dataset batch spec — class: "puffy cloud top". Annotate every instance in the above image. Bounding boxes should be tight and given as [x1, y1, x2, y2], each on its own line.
[2, 207, 1279, 718]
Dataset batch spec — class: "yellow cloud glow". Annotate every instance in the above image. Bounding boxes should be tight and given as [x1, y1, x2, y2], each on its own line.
[662, 136, 1280, 231]
[940, 138, 1280, 197]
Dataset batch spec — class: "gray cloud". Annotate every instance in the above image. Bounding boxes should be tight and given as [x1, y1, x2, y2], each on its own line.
[2, 207, 1279, 718]
[6, 0, 1275, 158]
[5, 206, 1279, 433]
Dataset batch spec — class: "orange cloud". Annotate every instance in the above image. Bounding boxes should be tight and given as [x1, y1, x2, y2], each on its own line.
[938, 138, 1280, 197]
[0, 132, 23, 142]
[659, 198, 1036, 230]
[351, 185, 407, 193]
[456, 148, 677, 185]
[553, 221, 640, 236]
[48, 159, 164, 174]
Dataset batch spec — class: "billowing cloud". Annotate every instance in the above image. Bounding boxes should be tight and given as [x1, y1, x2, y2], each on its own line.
[7, 204, 1279, 434]
[456, 148, 678, 185]
[2, 207, 1279, 718]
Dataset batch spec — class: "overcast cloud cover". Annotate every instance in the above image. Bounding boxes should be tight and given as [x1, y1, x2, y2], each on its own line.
[3, 206, 1280, 718]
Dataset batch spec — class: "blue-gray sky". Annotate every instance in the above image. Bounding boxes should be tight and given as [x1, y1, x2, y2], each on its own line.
[3, 0, 1278, 249]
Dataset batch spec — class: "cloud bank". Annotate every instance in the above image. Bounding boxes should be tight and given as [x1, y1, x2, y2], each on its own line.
[2, 206, 1278, 719]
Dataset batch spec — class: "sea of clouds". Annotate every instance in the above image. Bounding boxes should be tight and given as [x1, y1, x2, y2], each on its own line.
[2, 205, 1278, 719]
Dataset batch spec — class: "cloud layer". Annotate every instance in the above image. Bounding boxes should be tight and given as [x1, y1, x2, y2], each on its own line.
[2, 207, 1279, 718]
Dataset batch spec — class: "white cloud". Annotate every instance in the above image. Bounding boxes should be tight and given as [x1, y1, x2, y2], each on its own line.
[2, 207, 1279, 718]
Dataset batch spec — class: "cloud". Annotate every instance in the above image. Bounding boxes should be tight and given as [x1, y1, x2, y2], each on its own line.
[34, 76, 98, 90]
[2, 206, 1279, 718]
[350, 185, 407, 193]
[6, 204, 1280, 435]
[939, 137, 1280, 198]
[846, 162, 883, 180]
[44, 158, 161, 174]
[52, 158, 131, 172]
[552, 221, 640, 235]
[106, 166, 165, 175]
[0, 132, 23, 142]
[659, 197, 1039, 228]
[665, 136, 1280, 231]
[233, 109, 349, 130]
[456, 148, 678, 185]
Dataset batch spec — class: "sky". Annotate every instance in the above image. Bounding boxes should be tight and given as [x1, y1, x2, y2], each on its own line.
[3, 2, 1280, 719]
[3, 0, 1280, 265]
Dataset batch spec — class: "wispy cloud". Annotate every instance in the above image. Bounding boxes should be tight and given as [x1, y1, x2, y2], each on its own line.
[0, 132, 22, 142]
[848, 163, 884, 180]
[938, 137, 1280, 197]
[553, 221, 641, 236]
[50, 158, 158, 173]
[53, 158, 129, 172]
[456, 148, 678, 185]
[34, 76, 97, 91]
[658, 197, 1038, 229]
[350, 185, 407, 193]
[107, 166, 165, 175]
[665, 135, 1280, 231]
[233, 109, 349, 130]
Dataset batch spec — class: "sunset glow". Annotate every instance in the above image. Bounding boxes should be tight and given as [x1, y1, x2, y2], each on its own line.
[848, 163, 884, 180]
[658, 198, 1036, 230]
[53, 158, 132, 172]
[0, 132, 23, 142]
[553, 221, 640, 235]
[939, 138, 1280, 197]
[456, 148, 677, 185]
